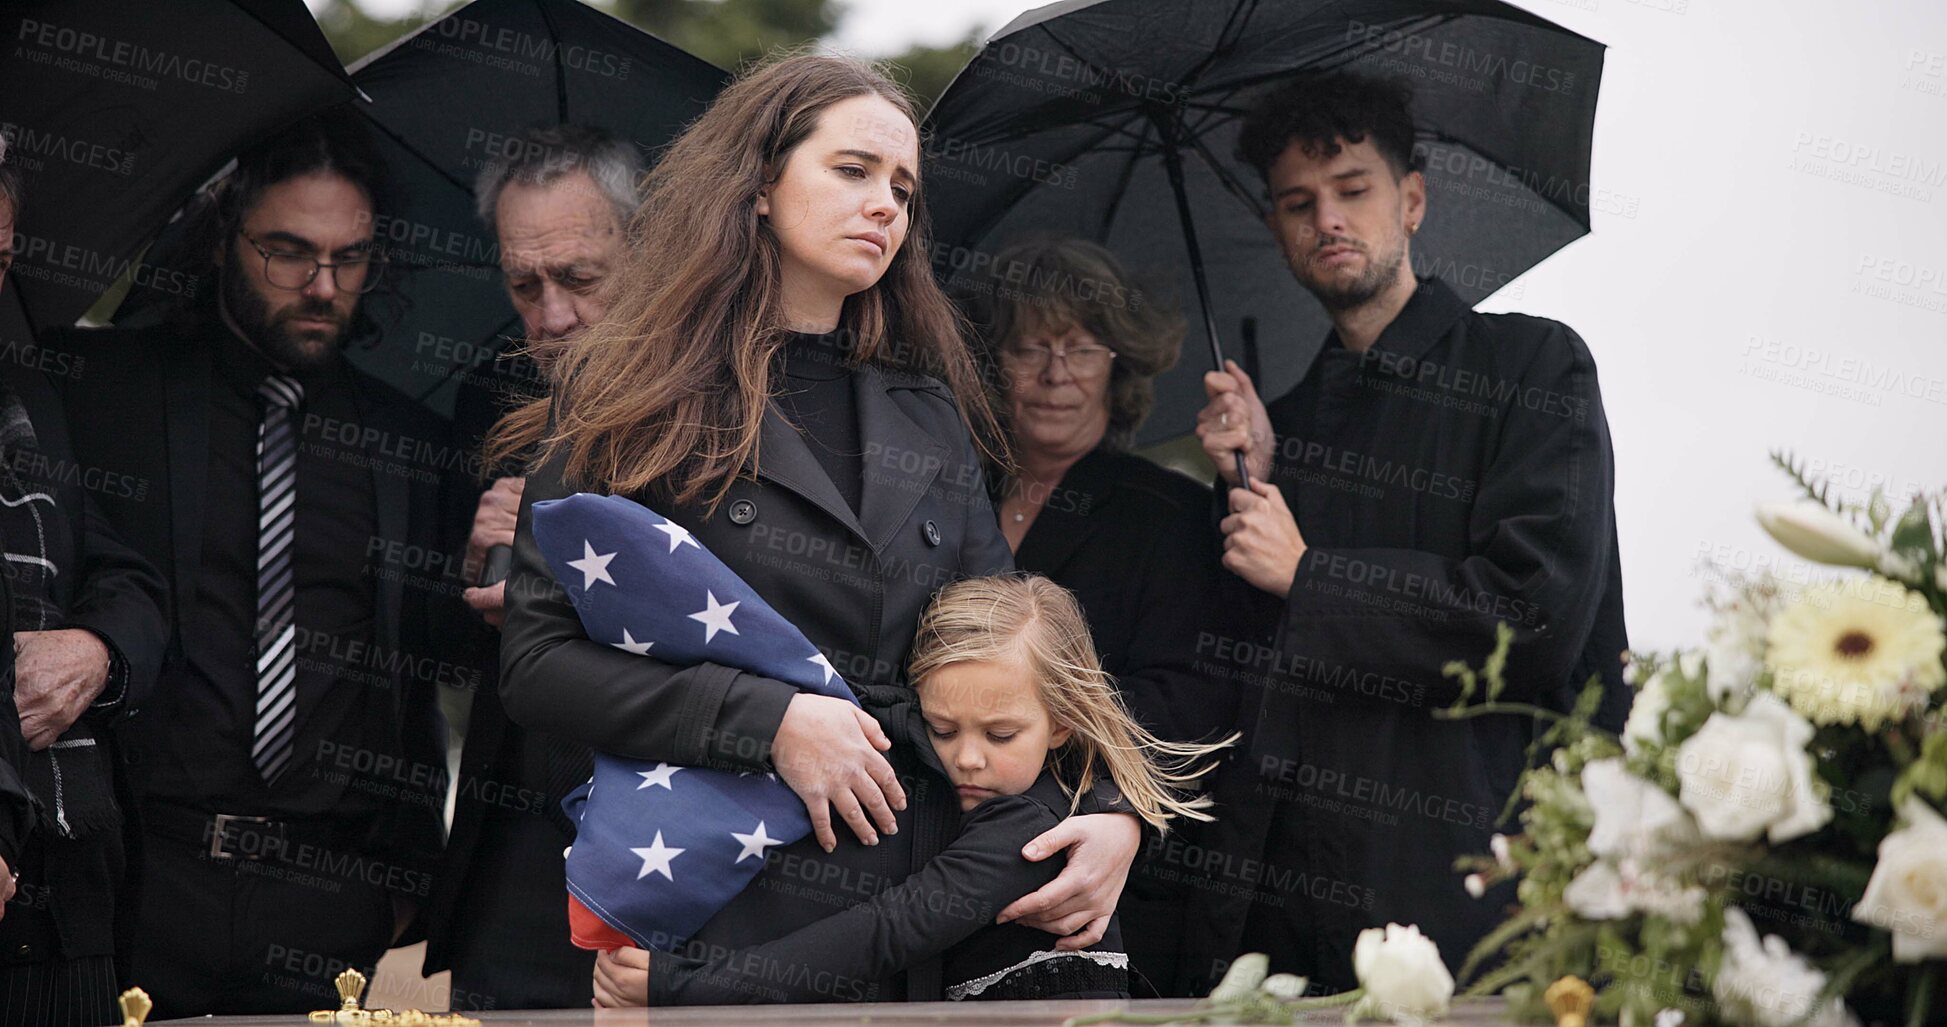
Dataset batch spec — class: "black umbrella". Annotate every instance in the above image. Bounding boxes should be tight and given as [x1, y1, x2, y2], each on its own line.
[0, 0, 359, 336]
[923, 0, 1605, 466]
[339, 0, 727, 418]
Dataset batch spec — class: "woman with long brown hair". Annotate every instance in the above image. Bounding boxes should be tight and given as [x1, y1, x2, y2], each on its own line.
[492, 53, 1143, 1006]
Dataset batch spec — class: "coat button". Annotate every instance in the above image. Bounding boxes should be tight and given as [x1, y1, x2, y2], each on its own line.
[12, 944, 29, 960]
[728, 499, 757, 525]
[922, 520, 942, 546]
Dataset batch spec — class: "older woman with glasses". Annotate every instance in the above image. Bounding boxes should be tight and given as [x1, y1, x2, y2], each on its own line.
[971, 236, 1245, 999]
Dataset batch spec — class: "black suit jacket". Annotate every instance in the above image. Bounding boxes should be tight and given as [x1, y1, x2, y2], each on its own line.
[50, 319, 447, 883]
[501, 361, 1017, 1001]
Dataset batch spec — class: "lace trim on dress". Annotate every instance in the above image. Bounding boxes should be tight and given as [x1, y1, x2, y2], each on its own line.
[945, 948, 1130, 1000]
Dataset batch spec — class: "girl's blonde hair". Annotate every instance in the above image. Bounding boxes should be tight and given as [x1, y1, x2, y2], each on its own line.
[909, 575, 1234, 833]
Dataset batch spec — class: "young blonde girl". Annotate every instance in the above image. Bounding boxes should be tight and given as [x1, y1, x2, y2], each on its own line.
[908, 574, 1234, 1000]
[630, 574, 1230, 1004]
[912, 574, 1230, 830]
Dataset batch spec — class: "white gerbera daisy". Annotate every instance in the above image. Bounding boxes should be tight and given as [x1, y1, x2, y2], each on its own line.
[1765, 577, 1945, 730]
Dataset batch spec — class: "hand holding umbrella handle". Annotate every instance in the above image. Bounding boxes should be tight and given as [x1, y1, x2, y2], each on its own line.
[1155, 109, 1254, 492]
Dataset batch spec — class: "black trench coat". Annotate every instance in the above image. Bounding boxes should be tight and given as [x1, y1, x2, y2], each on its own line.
[1009, 446, 1241, 745]
[500, 361, 1018, 1002]
[1184, 277, 1629, 993]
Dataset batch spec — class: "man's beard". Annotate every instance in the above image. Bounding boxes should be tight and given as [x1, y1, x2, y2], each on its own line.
[1290, 233, 1407, 313]
[222, 248, 350, 372]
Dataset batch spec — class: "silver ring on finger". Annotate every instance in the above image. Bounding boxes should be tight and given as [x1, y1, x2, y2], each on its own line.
[1220, 412, 1228, 427]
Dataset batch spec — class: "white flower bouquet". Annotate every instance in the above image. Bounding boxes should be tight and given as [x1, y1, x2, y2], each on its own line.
[1445, 454, 1947, 1027]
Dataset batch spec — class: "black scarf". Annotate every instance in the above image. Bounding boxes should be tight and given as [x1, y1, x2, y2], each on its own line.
[0, 384, 116, 841]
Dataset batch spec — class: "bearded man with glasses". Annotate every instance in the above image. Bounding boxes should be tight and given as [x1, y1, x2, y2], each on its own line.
[50, 110, 448, 1018]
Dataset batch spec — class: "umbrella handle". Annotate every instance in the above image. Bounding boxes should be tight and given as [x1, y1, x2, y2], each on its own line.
[1150, 106, 1254, 492]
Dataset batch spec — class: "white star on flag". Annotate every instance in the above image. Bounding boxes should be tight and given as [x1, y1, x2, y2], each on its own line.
[653, 518, 701, 554]
[612, 629, 653, 656]
[807, 652, 837, 686]
[631, 831, 684, 881]
[566, 540, 617, 589]
[636, 763, 682, 790]
[689, 590, 741, 644]
[731, 821, 782, 864]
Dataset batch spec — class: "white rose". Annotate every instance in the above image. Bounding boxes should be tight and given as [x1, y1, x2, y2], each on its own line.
[1623, 668, 1674, 755]
[1563, 860, 1631, 920]
[1674, 693, 1831, 844]
[1713, 908, 1858, 1027]
[1582, 759, 1698, 859]
[1704, 604, 1768, 704]
[1563, 858, 1706, 925]
[1755, 501, 1879, 569]
[1852, 797, 1947, 962]
[1350, 923, 1453, 1026]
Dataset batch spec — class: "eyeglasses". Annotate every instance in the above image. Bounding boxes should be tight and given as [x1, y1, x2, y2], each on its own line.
[239, 232, 387, 294]
[999, 342, 1117, 377]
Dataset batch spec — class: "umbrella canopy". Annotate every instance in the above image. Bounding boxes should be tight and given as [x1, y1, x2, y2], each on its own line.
[532, 492, 859, 952]
[923, 0, 1604, 450]
[0, 0, 357, 336]
[341, 0, 727, 417]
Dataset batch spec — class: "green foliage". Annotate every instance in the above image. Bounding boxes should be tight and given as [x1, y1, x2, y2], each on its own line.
[1890, 496, 1938, 564]
[1892, 724, 1947, 809]
[1438, 622, 1619, 825]
[312, 0, 457, 65]
[315, 0, 979, 109]
[886, 35, 982, 110]
[614, 0, 838, 72]
[1443, 621, 1513, 709]
[1622, 653, 1715, 792]
[1771, 449, 1843, 514]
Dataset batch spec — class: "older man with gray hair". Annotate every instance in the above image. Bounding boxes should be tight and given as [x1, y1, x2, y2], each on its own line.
[472, 123, 642, 351]
[425, 123, 643, 1011]
[457, 122, 642, 626]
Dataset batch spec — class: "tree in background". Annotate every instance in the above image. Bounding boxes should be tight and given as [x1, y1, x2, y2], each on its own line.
[309, 0, 976, 107]
[311, 0, 452, 65]
[613, 0, 836, 70]
[881, 33, 980, 109]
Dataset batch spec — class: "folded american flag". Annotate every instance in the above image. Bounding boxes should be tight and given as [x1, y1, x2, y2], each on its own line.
[531, 493, 857, 951]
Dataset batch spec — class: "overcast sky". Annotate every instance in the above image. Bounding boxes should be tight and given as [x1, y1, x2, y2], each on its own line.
[326, 0, 1947, 653]
[1464, 0, 1947, 652]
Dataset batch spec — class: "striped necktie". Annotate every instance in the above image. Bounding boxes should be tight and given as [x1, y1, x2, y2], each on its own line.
[252, 374, 304, 783]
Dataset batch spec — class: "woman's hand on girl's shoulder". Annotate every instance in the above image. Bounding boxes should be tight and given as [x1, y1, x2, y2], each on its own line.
[996, 811, 1141, 950]
[593, 946, 651, 1008]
